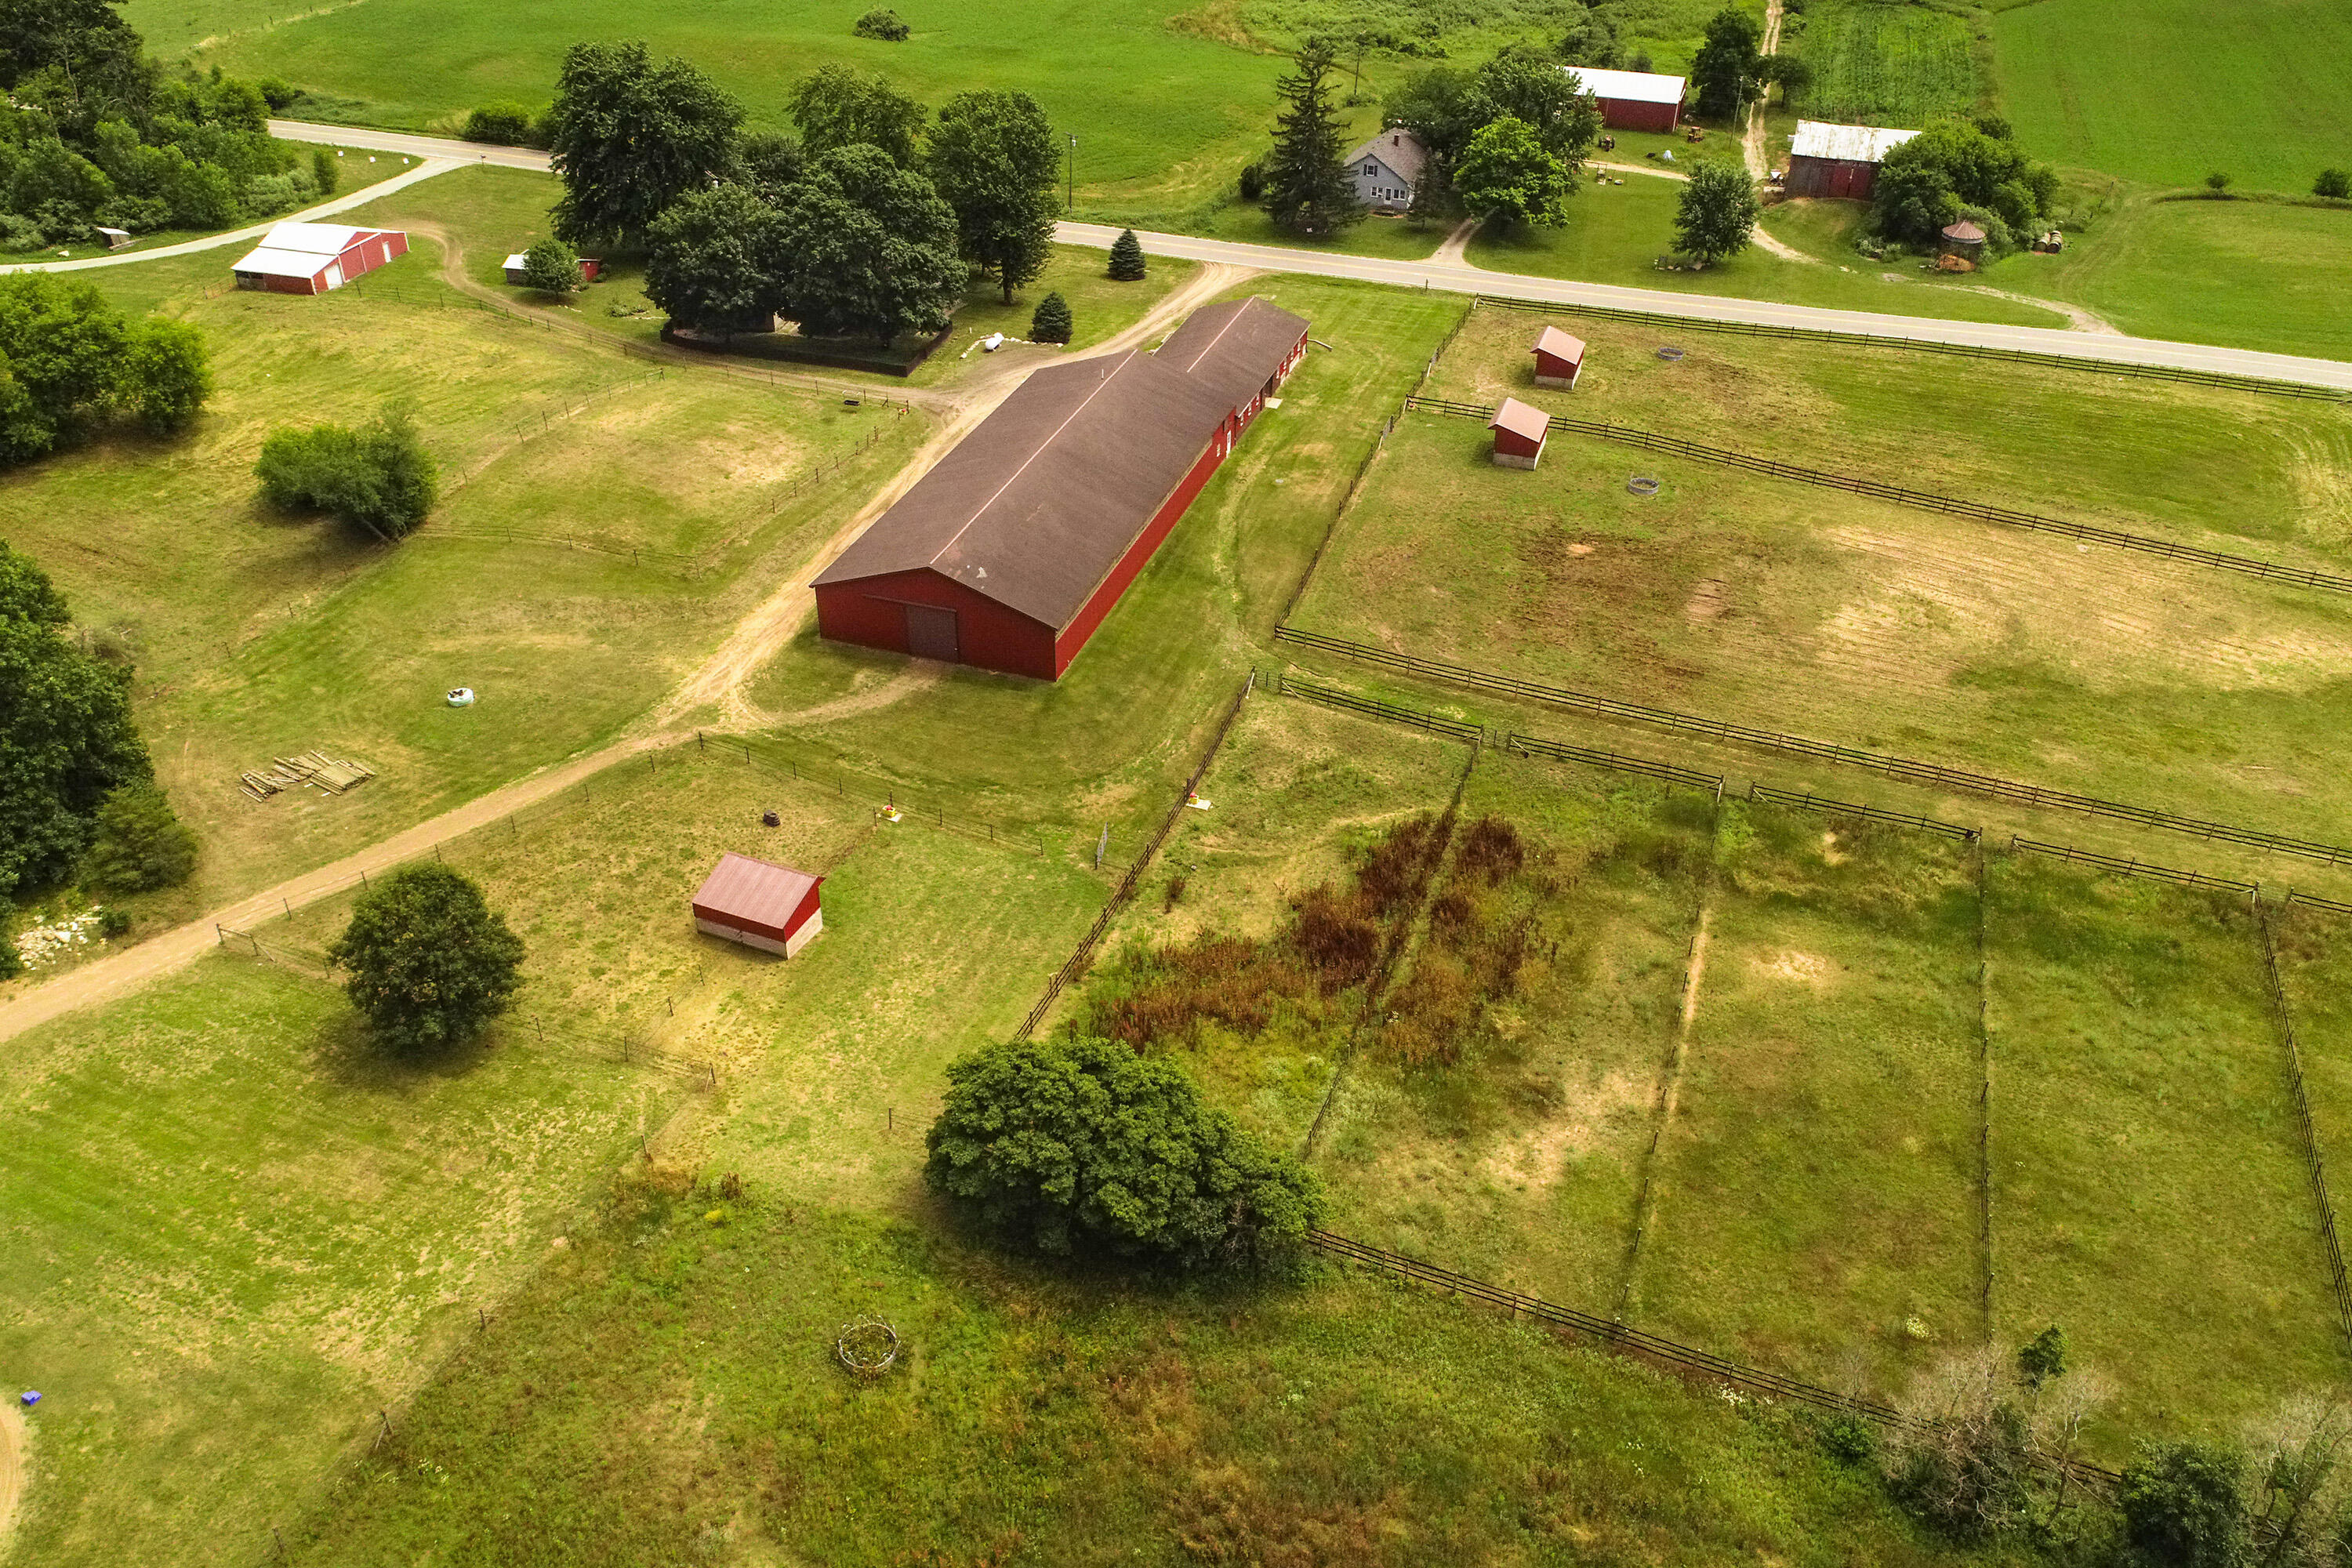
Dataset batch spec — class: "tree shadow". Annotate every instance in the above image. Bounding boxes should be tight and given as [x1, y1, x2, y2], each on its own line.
[309, 1002, 504, 1093]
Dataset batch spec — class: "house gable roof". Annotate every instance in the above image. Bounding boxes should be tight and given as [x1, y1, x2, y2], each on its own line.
[1343, 128, 1430, 184]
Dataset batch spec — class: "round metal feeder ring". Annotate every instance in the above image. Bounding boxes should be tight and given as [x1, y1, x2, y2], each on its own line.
[1656, 346, 1686, 361]
[836, 1314, 901, 1378]
[1627, 476, 1662, 497]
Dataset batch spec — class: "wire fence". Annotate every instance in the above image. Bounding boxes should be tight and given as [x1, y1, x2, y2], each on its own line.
[1394, 397, 2352, 599]
[1468, 293, 2351, 404]
[1013, 673, 1258, 1040]
[1270, 625, 2352, 869]
[1272, 670, 1484, 744]
[2007, 837, 2259, 894]
[2252, 895, 2352, 1358]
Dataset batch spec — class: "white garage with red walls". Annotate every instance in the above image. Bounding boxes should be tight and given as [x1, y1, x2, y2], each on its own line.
[230, 222, 408, 295]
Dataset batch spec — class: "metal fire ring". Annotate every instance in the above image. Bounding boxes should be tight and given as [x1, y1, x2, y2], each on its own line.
[1628, 476, 1662, 496]
[836, 1314, 900, 1377]
[1656, 347, 1686, 361]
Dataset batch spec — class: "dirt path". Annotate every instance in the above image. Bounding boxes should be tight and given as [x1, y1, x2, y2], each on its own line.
[0, 257, 1256, 1045]
[1744, 0, 1785, 183]
[1967, 282, 2122, 334]
[1598, 156, 1817, 264]
[1613, 903, 1713, 1315]
[1428, 218, 1480, 264]
[0, 1397, 27, 1555]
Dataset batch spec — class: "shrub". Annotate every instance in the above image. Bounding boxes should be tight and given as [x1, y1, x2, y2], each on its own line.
[2119, 1441, 2249, 1565]
[518, 236, 583, 293]
[1029, 290, 1073, 343]
[327, 864, 525, 1054]
[312, 147, 339, 196]
[1107, 227, 1146, 281]
[924, 1034, 1324, 1271]
[1239, 160, 1265, 202]
[2205, 171, 2232, 194]
[0, 275, 211, 460]
[852, 7, 910, 40]
[121, 318, 212, 435]
[81, 783, 197, 892]
[2314, 168, 2350, 200]
[256, 77, 301, 110]
[94, 906, 132, 938]
[463, 102, 539, 146]
[254, 405, 437, 539]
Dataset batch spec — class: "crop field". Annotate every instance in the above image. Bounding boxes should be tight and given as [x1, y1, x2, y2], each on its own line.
[1284, 306, 2352, 867]
[0, 245, 928, 939]
[1989, 0, 2352, 194]
[0, 743, 1105, 1565]
[1790, 0, 1983, 127]
[1064, 688, 2349, 1447]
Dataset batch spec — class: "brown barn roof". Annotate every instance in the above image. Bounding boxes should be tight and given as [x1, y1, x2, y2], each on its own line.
[1533, 325, 1587, 363]
[1153, 296, 1312, 415]
[692, 851, 820, 931]
[814, 298, 1311, 633]
[1490, 397, 1552, 443]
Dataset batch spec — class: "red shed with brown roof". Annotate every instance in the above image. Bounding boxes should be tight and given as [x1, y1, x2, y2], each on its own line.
[811, 297, 1309, 681]
[1489, 397, 1551, 469]
[692, 851, 824, 957]
[1531, 325, 1587, 390]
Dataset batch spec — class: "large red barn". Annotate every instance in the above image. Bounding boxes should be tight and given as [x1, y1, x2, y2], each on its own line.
[1563, 67, 1687, 132]
[1783, 122, 1920, 201]
[230, 222, 408, 295]
[811, 297, 1310, 681]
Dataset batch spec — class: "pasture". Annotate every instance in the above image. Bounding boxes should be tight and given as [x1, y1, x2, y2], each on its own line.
[1066, 688, 2348, 1449]
[1286, 304, 2352, 869]
[0, 241, 927, 938]
[1989, 0, 2352, 195]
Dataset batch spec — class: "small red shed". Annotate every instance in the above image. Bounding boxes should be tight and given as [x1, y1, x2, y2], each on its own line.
[1489, 398, 1551, 470]
[1531, 325, 1587, 390]
[691, 851, 825, 957]
[230, 222, 408, 295]
[503, 252, 604, 286]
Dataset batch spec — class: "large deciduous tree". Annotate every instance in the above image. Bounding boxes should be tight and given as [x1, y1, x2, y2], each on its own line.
[546, 39, 742, 249]
[644, 184, 784, 332]
[0, 275, 210, 461]
[254, 405, 437, 540]
[1871, 119, 2058, 249]
[1261, 38, 1364, 238]
[0, 538, 152, 897]
[1690, 6, 1766, 121]
[1455, 115, 1575, 229]
[1478, 43, 1601, 165]
[924, 1035, 1324, 1272]
[772, 144, 964, 343]
[1673, 158, 1759, 264]
[788, 64, 926, 168]
[328, 864, 526, 1054]
[926, 89, 1058, 303]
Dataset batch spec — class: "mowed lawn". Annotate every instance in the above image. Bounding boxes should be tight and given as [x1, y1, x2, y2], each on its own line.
[743, 276, 1467, 844]
[1984, 855, 2341, 1449]
[1, 747, 1102, 1566]
[1290, 314, 2352, 858]
[1991, 0, 2352, 194]
[1633, 808, 1982, 1398]
[0, 246, 928, 936]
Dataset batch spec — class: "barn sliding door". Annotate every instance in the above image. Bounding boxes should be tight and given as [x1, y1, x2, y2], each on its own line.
[904, 604, 960, 662]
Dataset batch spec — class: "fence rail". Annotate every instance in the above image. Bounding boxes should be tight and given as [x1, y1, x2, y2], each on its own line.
[1499, 730, 1724, 794]
[2007, 837, 2258, 893]
[1468, 294, 2350, 404]
[1401, 394, 1496, 419]
[1747, 784, 1979, 841]
[1274, 670, 1485, 744]
[2288, 889, 2352, 918]
[1271, 625, 2352, 868]
[2252, 897, 2352, 1356]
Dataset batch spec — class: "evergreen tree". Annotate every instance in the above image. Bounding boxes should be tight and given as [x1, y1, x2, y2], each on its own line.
[1673, 158, 1759, 264]
[1261, 38, 1365, 238]
[1107, 227, 1146, 281]
[1029, 290, 1072, 343]
[82, 781, 195, 891]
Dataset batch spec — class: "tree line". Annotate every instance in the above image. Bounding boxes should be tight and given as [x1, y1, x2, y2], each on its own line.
[0, 0, 342, 250]
[542, 42, 1075, 346]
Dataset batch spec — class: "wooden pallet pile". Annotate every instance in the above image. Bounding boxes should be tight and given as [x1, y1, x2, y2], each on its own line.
[240, 750, 377, 803]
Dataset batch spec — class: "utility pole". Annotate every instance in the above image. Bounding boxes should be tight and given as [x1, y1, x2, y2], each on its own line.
[1066, 134, 1077, 212]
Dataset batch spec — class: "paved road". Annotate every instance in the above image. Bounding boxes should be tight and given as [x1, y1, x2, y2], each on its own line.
[263, 119, 2352, 392]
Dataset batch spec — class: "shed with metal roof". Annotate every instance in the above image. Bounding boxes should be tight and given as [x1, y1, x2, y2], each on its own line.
[1564, 67, 1688, 132]
[1783, 121, 1920, 200]
[1531, 325, 1587, 390]
[811, 297, 1310, 681]
[230, 222, 408, 295]
[1489, 397, 1552, 469]
[691, 851, 825, 957]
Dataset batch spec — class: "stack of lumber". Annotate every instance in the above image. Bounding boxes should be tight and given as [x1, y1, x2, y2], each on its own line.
[240, 750, 377, 802]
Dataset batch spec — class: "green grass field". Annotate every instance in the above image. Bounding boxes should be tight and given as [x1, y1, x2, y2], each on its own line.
[1791, 0, 1984, 127]
[1989, 0, 2352, 195]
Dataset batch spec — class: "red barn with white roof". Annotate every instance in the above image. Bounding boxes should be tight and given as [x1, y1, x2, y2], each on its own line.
[230, 222, 408, 295]
[1563, 67, 1687, 132]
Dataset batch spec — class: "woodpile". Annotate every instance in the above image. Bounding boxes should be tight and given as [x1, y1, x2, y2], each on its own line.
[240, 750, 376, 802]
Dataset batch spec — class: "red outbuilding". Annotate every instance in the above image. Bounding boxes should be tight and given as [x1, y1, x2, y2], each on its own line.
[1490, 397, 1552, 470]
[1563, 67, 1686, 132]
[229, 222, 408, 295]
[691, 851, 824, 958]
[503, 252, 603, 285]
[1783, 122, 1920, 201]
[1531, 325, 1587, 390]
[811, 296, 1311, 681]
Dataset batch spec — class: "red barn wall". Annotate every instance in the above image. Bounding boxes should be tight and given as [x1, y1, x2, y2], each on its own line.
[813, 569, 1058, 680]
[1785, 157, 1879, 200]
[1600, 96, 1680, 132]
[1054, 433, 1225, 676]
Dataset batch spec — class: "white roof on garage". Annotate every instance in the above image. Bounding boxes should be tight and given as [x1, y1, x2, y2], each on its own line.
[1563, 67, 1687, 104]
[256, 222, 372, 256]
[230, 245, 328, 278]
[1789, 121, 1920, 163]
